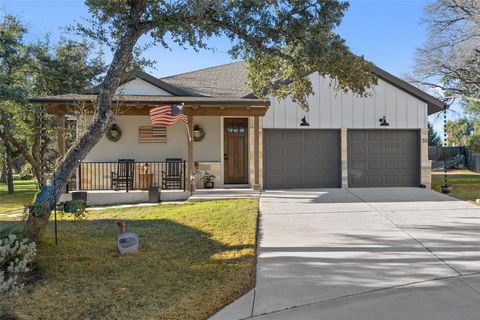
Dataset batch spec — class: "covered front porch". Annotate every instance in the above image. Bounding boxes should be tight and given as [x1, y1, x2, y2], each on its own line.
[39, 94, 269, 204]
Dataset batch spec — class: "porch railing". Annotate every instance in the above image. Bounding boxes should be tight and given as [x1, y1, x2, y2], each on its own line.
[67, 161, 186, 192]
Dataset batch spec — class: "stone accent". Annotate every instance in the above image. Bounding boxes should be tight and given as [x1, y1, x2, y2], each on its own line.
[420, 128, 431, 189]
[249, 117, 263, 190]
[193, 162, 222, 189]
[248, 117, 263, 190]
[341, 128, 348, 188]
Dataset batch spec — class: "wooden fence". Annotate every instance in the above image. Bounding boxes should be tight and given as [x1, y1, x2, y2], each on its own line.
[466, 150, 480, 172]
[428, 146, 465, 161]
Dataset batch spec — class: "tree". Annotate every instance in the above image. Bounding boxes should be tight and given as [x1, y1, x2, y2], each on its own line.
[0, 14, 105, 190]
[428, 123, 442, 147]
[412, 0, 480, 104]
[24, 0, 377, 240]
[445, 118, 473, 146]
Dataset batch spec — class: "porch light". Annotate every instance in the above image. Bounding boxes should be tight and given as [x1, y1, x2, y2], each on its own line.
[300, 116, 310, 127]
[379, 116, 390, 127]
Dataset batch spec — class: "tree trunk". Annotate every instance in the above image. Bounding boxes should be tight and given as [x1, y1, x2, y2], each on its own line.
[5, 142, 14, 194]
[0, 162, 6, 184]
[0, 120, 46, 188]
[23, 25, 144, 241]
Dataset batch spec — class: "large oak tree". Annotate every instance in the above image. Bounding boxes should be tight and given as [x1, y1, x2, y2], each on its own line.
[25, 0, 377, 240]
[0, 14, 105, 190]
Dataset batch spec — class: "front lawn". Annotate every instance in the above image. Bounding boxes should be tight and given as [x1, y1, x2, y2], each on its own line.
[1, 199, 258, 319]
[432, 170, 480, 202]
[0, 180, 38, 216]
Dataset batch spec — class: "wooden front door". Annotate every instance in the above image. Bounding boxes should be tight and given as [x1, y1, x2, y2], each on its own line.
[224, 118, 249, 184]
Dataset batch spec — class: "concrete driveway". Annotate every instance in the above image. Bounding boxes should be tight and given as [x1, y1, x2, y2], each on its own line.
[211, 188, 480, 320]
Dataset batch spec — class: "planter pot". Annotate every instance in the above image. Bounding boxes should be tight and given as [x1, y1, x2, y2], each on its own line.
[63, 201, 77, 213]
[441, 185, 452, 194]
[148, 187, 161, 203]
[72, 191, 87, 203]
[204, 181, 214, 189]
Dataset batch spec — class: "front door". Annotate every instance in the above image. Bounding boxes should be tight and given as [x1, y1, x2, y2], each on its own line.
[224, 118, 248, 184]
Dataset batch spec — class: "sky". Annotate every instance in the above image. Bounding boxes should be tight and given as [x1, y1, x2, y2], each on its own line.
[1, 0, 450, 129]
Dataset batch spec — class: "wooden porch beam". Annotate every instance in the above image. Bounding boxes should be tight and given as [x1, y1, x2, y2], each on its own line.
[253, 116, 260, 190]
[184, 106, 267, 117]
[187, 115, 194, 192]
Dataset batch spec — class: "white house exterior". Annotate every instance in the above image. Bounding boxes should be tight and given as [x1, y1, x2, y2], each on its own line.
[32, 61, 443, 197]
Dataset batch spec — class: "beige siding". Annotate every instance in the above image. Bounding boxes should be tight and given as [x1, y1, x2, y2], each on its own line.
[263, 73, 428, 129]
[82, 115, 221, 162]
[115, 78, 172, 96]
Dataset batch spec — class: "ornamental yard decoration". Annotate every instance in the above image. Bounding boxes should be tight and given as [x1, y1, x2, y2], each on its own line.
[116, 220, 139, 255]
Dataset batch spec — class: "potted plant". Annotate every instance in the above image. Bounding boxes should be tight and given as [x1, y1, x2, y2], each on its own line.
[202, 172, 216, 189]
[441, 184, 452, 194]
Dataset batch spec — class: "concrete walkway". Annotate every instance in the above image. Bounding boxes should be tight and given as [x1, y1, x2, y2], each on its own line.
[211, 188, 480, 319]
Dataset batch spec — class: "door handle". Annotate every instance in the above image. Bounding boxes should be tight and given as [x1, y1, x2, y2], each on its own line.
[224, 153, 229, 160]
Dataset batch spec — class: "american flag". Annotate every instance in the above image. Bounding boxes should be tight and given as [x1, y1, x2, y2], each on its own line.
[149, 104, 188, 126]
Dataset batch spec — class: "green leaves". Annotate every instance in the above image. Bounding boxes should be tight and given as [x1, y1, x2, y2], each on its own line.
[79, 0, 377, 111]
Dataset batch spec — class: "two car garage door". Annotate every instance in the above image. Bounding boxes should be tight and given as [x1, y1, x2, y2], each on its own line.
[263, 129, 419, 189]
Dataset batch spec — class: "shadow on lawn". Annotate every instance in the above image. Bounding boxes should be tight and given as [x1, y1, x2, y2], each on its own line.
[1, 218, 256, 320]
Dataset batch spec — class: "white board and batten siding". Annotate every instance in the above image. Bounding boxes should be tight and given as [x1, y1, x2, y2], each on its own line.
[262, 73, 428, 130]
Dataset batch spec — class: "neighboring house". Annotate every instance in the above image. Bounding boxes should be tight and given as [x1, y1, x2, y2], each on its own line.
[31, 61, 443, 200]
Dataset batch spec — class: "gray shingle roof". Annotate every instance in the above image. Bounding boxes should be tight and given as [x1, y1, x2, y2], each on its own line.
[161, 61, 251, 98]
[160, 61, 445, 114]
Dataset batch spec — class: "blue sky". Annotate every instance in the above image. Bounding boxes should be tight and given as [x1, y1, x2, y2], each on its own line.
[2, 0, 450, 127]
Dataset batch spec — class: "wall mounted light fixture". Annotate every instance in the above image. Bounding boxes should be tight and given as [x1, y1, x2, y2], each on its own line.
[379, 116, 390, 127]
[300, 116, 310, 127]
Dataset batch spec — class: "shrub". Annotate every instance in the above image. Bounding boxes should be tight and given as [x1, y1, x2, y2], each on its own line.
[0, 234, 36, 296]
[468, 134, 480, 153]
[445, 153, 465, 169]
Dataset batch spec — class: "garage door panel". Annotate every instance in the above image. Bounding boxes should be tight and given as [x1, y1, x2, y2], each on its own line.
[367, 175, 382, 185]
[385, 175, 399, 185]
[367, 160, 382, 169]
[367, 147, 382, 156]
[264, 129, 340, 189]
[385, 160, 399, 169]
[348, 130, 419, 187]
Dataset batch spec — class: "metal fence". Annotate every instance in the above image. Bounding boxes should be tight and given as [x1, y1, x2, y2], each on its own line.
[67, 160, 186, 191]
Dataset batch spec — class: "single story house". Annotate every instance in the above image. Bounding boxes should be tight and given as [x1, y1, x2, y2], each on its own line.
[31, 61, 444, 202]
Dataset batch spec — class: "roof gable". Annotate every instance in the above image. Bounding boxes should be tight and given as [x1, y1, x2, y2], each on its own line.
[85, 70, 195, 96]
[161, 61, 445, 115]
[115, 78, 173, 96]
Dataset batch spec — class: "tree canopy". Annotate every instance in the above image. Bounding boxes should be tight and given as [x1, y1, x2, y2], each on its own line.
[78, 0, 376, 111]
[413, 0, 480, 105]
[25, 0, 378, 240]
[0, 13, 105, 188]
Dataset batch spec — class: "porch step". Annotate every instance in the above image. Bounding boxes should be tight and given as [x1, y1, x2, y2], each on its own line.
[188, 189, 260, 202]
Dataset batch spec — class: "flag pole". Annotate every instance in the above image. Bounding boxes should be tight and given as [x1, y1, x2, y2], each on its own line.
[184, 103, 192, 142]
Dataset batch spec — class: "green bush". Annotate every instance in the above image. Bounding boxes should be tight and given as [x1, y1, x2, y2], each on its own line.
[467, 134, 480, 153]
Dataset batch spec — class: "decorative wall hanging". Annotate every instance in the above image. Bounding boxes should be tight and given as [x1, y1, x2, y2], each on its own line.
[106, 123, 122, 142]
[193, 124, 205, 142]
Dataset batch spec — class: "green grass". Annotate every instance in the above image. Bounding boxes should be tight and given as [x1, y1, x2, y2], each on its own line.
[0, 180, 38, 216]
[0, 199, 258, 320]
[432, 170, 480, 202]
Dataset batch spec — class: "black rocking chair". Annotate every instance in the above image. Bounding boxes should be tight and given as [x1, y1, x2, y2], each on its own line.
[162, 158, 183, 190]
[111, 159, 135, 191]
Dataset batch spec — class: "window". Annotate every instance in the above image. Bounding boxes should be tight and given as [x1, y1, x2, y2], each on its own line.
[139, 126, 167, 143]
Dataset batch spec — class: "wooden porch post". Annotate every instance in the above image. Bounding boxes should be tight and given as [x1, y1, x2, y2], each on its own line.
[253, 116, 260, 190]
[187, 115, 194, 191]
[56, 113, 66, 156]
